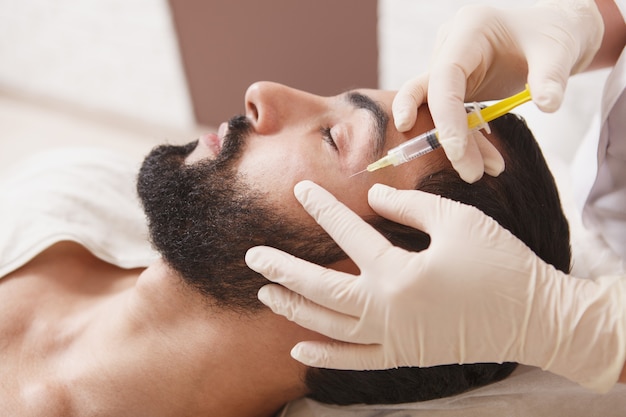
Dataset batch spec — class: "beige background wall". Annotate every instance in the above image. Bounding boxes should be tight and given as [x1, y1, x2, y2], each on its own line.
[168, 0, 378, 127]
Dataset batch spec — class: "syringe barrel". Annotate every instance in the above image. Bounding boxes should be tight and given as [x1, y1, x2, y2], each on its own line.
[388, 130, 440, 165]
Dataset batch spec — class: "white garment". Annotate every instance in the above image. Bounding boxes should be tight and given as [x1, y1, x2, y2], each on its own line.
[0, 147, 158, 278]
[573, 1, 626, 262]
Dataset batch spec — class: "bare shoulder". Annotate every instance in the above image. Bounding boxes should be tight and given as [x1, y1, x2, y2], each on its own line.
[0, 241, 142, 415]
[0, 241, 141, 349]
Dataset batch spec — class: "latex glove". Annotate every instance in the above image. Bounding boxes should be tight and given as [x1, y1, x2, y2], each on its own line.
[392, 0, 604, 183]
[245, 180, 626, 393]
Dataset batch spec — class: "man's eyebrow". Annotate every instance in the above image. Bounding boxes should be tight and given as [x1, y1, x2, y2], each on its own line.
[345, 91, 388, 159]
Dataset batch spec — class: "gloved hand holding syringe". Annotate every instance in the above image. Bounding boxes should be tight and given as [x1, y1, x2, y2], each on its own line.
[350, 85, 532, 177]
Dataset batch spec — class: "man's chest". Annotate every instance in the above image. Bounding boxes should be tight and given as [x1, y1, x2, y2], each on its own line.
[0, 242, 137, 366]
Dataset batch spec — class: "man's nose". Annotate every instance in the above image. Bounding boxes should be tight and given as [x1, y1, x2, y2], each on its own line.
[244, 81, 320, 135]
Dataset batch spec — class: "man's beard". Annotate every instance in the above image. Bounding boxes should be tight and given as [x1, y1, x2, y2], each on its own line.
[136, 115, 345, 312]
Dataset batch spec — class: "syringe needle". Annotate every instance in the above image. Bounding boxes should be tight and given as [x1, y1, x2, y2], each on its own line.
[349, 169, 367, 178]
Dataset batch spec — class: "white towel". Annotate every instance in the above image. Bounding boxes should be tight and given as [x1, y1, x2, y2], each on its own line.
[0, 147, 158, 278]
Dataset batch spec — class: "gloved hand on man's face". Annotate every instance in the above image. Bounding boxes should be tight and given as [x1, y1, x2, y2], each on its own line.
[247, 180, 626, 393]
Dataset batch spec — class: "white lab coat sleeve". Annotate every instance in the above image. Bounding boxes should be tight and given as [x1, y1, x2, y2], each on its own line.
[572, 1, 626, 262]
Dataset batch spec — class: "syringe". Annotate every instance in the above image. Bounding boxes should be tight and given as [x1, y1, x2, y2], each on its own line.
[350, 85, 532, 176]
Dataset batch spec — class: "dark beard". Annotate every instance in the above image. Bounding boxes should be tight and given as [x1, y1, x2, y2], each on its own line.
[136, 115, 345, 312]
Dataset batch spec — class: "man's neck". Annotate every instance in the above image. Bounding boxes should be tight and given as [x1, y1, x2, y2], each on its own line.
[106, 260, 311, 416]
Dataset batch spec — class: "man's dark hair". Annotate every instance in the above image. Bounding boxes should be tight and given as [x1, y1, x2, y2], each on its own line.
[304, 112, 571, 404]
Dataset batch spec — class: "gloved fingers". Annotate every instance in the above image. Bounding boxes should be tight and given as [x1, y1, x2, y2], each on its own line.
[526, 32, 569, 112]
[472, 130, 505, 177]
[441, 131, 485, 183]
[294, 180, 396, 267]
[246, 246, 364, 317]
[426, 71, 471, 163]
[427, 63, 480, 182]
[368, 183, 487, 239]
[257, 284, 376, 343]
[394, 77, 495, 185]
[429, 5, 490, 76]
[392, 73, 429, 132]
[291, 340, 392, 370]
[367, 184, 444, 234]
[525, 48, 568, 113]
[522, 0, 603, 113]
[427, 7, 492, 146]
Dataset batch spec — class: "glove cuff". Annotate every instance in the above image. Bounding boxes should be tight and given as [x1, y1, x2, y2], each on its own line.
[548, 274, 626, 393]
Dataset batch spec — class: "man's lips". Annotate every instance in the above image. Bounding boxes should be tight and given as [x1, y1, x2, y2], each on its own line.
[185, 122, 228, 165]
[199, 122, 228, 155]
[199, 132, 222, 155]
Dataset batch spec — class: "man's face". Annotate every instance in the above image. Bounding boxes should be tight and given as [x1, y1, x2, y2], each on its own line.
[137, 82, 442, 312]
[186, 82, 440, 220]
